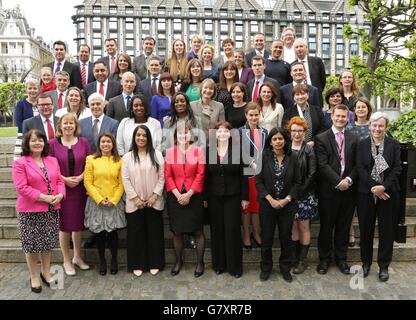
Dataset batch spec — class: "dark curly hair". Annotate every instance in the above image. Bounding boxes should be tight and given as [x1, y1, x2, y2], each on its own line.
[21, 129, 49, 157]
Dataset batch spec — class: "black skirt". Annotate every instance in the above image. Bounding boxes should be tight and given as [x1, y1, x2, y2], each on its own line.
[167, 192, 203, 233]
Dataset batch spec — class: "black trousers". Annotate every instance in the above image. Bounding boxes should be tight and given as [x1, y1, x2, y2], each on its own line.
[318, 189, 355, 263]
[259, 202, 296, 273]
[208, 193, 243, 275]
[125, 208, 165, 272]
[356, 192, 397, 269]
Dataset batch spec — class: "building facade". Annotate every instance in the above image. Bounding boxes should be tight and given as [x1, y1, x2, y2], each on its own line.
[71, 0, 366, 75]
[0, 4, 53, 83]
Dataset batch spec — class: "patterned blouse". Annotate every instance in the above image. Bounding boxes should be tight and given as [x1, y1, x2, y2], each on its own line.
[273, 153, 285, 198]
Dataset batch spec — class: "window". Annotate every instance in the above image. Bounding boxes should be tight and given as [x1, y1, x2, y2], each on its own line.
[158, 19, 166, 31]
[125, 18, 134, 31]
[336, 44, 344, 52]
[173, 7, 181, 16]
[1, 43, 8, 54]
[220, 20, 228, 34]
[294, 11, 301, 19]
[92, 18, 101, 30]
[142, 18, 150, 31]
[205, 20, 213, 32]
[280, 11, 287, 19]
[126, 6, 134, 15]
[142, 6, 150, 15]
[158, 7, 166, 15]
[250, 21, 259, 33]
[109, 19, 118, 31]
[220, 9, 228, 17]
[205, 9, 213, 16]
[189, 19, 198, 32]
[235, 10, 243, 17]
[109, 6, 117, 14]
[173, 19, 182, 32]
[309, 24, 316, 35]
[189, 7, 197, 16]
[92, 6, 101, 14]
[308, 12, 316, 20]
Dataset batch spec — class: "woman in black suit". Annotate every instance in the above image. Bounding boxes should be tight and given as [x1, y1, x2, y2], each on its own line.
[356, 112, 401, 282]
[205, 121, 249, 278]
[256, 127, 301, 282]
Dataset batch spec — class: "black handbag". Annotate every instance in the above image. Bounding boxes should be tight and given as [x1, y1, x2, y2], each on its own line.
[395, 223, 407, 243]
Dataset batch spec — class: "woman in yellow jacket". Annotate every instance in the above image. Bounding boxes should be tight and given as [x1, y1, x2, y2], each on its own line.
[84, 133, 126, 276]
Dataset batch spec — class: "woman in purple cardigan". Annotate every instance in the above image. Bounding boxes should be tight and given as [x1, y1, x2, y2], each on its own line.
[49, 113, 91, 276]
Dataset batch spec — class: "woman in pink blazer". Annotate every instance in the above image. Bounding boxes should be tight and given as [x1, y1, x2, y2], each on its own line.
[12, 129, 66, 293]
[165, 123, 206, 277]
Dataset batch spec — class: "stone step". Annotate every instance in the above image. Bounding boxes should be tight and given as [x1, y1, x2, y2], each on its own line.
[0, 183, 16, 199]
[0, 200, 17, 218]
[2, 216, 416, 242]
[0, 155, 13, 168]
[1, 238, 416, 264]
[0, 140, 14, 154]
[0, 168, 12, 182]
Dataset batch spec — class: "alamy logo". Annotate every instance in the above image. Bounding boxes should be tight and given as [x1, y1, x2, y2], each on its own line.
[349, 265, 364, 290]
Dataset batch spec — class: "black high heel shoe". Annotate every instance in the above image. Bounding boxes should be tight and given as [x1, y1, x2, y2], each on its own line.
[170, 261, 183, 276]
[99, 259, 107, 276]
[251, 233, 261, 247]
[40, 273, 51, 287]
[194, 263, 205, 278]
[30, 278, 42, 294]
[110, 259, 118, 275]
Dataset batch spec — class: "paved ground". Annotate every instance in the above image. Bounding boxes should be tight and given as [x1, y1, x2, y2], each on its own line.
[0, 262, 415, 300]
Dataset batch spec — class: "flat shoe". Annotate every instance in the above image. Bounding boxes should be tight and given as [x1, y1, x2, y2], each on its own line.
[150, 269, 159, 276]
[133, 270, 143, 277]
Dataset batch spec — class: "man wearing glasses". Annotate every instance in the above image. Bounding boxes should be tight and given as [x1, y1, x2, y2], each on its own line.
[22, 94, 59, 141]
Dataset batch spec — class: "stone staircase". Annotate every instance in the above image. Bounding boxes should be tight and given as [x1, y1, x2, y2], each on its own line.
[1, 140, 416, 265]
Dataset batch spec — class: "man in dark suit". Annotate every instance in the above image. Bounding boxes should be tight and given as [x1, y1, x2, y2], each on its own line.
[132, 36, 157, 81]
[137, 56, 161, 99]
[282, 84, 327, 141]
[79, 93, 119, 152]
[315, 104, 357, 276]
[246, 56, 280, 103]
[293, 38, 326, 94]
[84, 60, 122, 105]
[245, 33, 271, 68]
[22, 94, 59, 140]
[75, 44, 95, 89]
[48, 71, 70, 113]
[102, 38, 118, 76]
[44, 40, 82, 90]
[280, 62, 323, 110]
[106, 72, 136, 122]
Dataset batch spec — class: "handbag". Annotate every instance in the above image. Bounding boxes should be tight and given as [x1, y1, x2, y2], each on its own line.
[395, 223, 407, 243]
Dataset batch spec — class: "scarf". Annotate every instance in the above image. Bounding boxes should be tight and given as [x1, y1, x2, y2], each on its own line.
[370, 136, 389, 184]
[42, 79, 56, 93]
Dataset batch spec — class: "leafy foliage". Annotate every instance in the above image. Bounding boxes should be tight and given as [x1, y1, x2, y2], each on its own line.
[0, 82, 26, 114]
[344, 0, 416, 106]
[389, 110, 416, 145]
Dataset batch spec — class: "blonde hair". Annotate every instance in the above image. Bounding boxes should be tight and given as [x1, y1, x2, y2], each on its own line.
[199, 44, 216, 63]
[56, 113, 81, 138]
[166, 39, 188, 82]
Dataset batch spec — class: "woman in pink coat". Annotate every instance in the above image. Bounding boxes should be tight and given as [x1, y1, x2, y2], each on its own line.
[12, 129, 66, 293]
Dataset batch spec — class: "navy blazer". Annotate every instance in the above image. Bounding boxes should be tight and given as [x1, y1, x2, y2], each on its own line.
[356, 136, 401, 194]
[22, 115, 59, 139]
[137, 78, 158, 101]
[15, 100, 35, 133]
[79, 115, 119, 152]
[280, 83, 323, 110]
[246, 76, 281, 103]
[84, 80, 122, 103]
[245, 50, 271, 68]
[75, 61, 95, 85]
[44, 61, 82, 90]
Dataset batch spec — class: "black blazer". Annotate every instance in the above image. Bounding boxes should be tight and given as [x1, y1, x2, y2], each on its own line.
[295, 143, 317, 198]
[256, 150, 301, 203]
[245, 50, 271, 68]
[315, 128, 357, 196]
[138, 78, 155, 100]
[44, 61, 82, 90]
[85, 80, 122, 103]
[280, 83, 323, 110]
[75, 61, 95, 85]
[307, 56, 326, 94]
[282, 104, 327, 138]
[356, 136, 401, 194]
[205, 143, 249, 200]
[246, 76, 281, 103]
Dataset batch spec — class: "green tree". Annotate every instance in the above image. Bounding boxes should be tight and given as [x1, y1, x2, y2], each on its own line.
[0, 81, 26, 125]
[344, 0, 416, 107]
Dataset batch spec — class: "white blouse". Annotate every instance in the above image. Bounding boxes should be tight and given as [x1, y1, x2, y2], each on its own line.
[259, 103, 284, 133]
[55, 107, 92, 120]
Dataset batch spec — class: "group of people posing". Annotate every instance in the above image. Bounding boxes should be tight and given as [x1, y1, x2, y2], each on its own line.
[12, 31, 401, 294]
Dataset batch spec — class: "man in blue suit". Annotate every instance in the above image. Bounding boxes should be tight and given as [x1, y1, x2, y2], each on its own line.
[79, 92, 119, 152]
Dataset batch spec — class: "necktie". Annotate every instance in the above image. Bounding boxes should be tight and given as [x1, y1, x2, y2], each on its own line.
[81, 63, 87, 89]
[111, 56, 116, 74]
[336, 131, 345, 176]
[253, 81, 260, 102]
[99, 83, 105, 97]
[58, 93, 63, 109]
[151, 77, 158, 96]
[302, 106, 313, 142]
[92, 118, 99, 145]
[46, 119, 54, 140]
[302, 60, 310, 85]
[55, 62, 61, 75]
[125, 96, 131, 111]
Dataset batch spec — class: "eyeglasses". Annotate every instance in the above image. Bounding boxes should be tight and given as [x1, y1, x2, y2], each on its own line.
[291, 130, 305, 133]
[38, 103, 53, 107]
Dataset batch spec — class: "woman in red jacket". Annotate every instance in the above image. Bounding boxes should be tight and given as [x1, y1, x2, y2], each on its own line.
[165, 122, 206, 277]
[12, 129, 66, 293]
